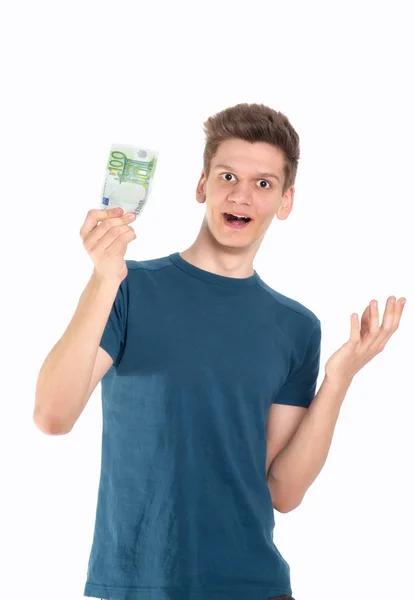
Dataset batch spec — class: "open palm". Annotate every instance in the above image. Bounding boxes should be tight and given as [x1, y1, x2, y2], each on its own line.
[325, 296, 406, 384]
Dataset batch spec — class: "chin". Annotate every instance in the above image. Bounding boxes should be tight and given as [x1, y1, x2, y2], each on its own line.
[210, 229, 256, 252]
[205, 214, 261, 251]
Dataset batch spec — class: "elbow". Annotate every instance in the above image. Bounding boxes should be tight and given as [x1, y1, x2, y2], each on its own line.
[33, 411, 72, 435]
[275, 491, 305, 513]
[273, 501, 289, 513]
[272, 495, 291, 513]
[268, 477, 304, 513]
[274, 499, 302, 513]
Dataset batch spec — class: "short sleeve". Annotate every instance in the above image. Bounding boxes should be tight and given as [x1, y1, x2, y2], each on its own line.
[273, 319, 322, 408]
[99, 275, 129, 368]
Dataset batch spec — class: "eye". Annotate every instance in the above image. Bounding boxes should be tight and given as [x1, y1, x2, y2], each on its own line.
[257, 179, 271, 189]
[220, 173, 271, 189]
[220, 173, 236, 182]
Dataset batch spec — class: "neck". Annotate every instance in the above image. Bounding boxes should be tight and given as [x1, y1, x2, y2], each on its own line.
[180, 217, 261, 279]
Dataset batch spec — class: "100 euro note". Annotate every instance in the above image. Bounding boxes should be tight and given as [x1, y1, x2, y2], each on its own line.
[100, 143, 158, 217]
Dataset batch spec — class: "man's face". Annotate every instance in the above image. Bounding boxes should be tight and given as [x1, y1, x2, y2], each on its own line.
[196, 138, 294, 250]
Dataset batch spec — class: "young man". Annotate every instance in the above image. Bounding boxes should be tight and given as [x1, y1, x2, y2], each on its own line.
[34, 103, 405, 600]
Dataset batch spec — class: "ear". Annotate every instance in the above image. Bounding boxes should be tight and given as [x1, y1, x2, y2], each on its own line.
[196, 170, 207, 204]
[276, 186, 295, 220]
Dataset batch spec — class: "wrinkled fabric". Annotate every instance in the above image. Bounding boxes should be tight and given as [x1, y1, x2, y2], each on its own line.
[84, 252, 321, 600]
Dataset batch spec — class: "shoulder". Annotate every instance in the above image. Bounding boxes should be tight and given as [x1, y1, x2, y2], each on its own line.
[256, 278, 319, 331]
[122, 255, 174, 285]
[125, 255, 172, 273]
[256, 280, 322, 377]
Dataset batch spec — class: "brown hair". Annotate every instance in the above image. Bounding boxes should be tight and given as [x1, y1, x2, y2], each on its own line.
[202, 103, 300, 196]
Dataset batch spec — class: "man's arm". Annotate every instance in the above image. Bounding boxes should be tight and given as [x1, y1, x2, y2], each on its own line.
[267, 295, 405, 513]
[267, 375, 352, 513]
[265, 404, 307, 479]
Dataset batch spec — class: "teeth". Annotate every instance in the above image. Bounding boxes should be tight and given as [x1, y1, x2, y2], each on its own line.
[228, 213, 249, 219]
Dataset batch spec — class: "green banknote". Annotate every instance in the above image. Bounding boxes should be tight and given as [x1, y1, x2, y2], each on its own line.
[100, 143, 158, 216]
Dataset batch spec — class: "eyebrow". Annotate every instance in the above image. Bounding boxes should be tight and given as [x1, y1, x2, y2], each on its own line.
[213, 163, 281, 184]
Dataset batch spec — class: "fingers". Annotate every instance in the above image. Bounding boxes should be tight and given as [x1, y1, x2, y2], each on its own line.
[360, 304, 371, 332]
[368, 300, 380, 336]
[80, 207, 127, 240]
[80, 208, 136, 248]
[86, 219, 136, 254]
[380, 296, 396, 335]
[350, 312, 360, 343]
[378, 296, 406, 333]
[370, 296, 406, 351]
[357, 296, 406, 350]
[386, 296, 406, 332]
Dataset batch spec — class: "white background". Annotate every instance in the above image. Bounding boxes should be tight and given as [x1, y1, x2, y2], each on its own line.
[1, 1, 413, 599]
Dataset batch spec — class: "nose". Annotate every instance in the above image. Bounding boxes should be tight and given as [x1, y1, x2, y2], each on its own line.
[227, 181, 252, 205]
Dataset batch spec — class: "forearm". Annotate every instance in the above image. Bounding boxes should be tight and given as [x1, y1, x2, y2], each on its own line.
[268, 375, 353, 512]
[34, 271, 121, 434]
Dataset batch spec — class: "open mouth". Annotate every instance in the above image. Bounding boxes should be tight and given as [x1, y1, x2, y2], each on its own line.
[223, 213, 252, 229]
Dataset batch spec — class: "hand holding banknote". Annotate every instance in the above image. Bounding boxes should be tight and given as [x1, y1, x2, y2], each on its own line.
[80, 207, 137, 284]
[100, 143, 158, 216]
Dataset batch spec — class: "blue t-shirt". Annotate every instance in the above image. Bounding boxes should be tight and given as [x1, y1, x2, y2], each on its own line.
[83, 251, 321, 600]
